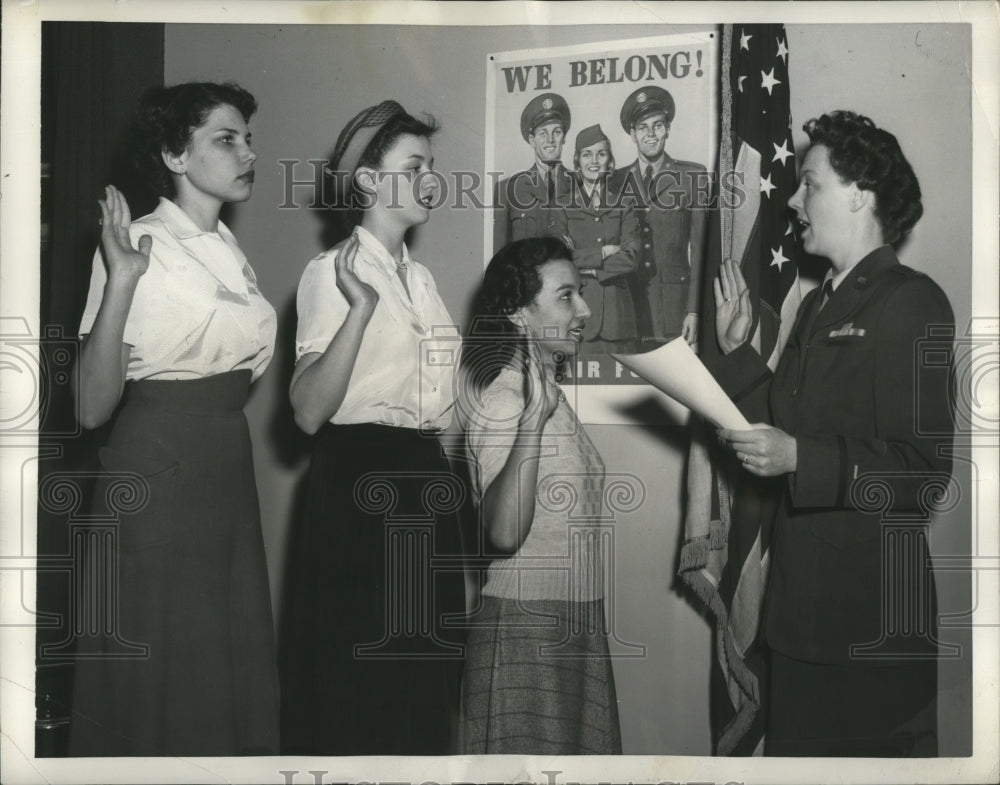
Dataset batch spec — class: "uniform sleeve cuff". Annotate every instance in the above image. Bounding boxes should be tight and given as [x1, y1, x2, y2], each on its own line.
[790, 434, 845, 508]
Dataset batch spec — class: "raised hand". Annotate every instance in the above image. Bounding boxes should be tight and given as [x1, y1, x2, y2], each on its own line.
[99, 185, 151, 281]
[335, 231, 379, 318]
[519, 325, 560, 433]
[713, 258, 753, 354]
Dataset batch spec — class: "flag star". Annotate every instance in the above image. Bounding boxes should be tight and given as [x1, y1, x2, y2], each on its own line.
[760, 173, 776, 198]
[776, 37, 789, 64]
[737, 74, 747, 93]
[785, 220, 795, 236]
[761, 67, 781, 96]
[770, 245, 790, 272]
[740, 31, 753, 51]
[772, 139, 794, 166]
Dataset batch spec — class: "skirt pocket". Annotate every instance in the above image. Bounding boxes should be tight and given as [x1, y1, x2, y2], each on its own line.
[97, 445, 179, 551]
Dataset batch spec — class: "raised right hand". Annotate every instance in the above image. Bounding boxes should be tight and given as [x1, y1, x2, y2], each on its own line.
[99, 185, 151, 281]
[335, 231, 379, 317]
[713, 258, 753, 354]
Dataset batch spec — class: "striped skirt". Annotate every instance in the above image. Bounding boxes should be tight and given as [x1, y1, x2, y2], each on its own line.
[459, 595, 621, 755]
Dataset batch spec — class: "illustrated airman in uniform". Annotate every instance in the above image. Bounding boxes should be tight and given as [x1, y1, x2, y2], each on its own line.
[608, 86, 710, 348]
[493, 92, 575, 253]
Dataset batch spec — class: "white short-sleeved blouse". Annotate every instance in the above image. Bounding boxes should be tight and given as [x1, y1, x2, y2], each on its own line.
[78, 198, 276, 382]
[295, 225, 458, 430]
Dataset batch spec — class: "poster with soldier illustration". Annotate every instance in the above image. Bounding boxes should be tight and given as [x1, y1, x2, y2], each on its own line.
[487, 33, 718, 413]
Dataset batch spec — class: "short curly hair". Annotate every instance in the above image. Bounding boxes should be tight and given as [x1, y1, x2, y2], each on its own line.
[461, 237, 573, 394]
[132, 82, 258, 197]
[803, 110, 922, 245]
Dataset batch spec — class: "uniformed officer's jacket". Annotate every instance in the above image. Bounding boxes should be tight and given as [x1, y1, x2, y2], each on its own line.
[493, 163, 574, 252]
[547, 177, 640, 341]
[608, 156, 711, 318]
[708, 245, 955, 665]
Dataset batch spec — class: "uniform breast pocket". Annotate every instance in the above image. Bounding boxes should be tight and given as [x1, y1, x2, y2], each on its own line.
[564, 213, 591, 235]
[511, 211, 538, 241]
[97, 445, 180, 551]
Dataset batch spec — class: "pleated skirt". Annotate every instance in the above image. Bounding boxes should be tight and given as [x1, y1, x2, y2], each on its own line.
[69, 370, 279, 756]
[279, 423, 466, 755]
[460, 595, 622, 755]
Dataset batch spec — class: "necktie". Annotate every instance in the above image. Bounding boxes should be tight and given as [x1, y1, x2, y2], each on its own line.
[642, 166, 653, 201]
[818, 279, 834, 311]
[802, 279, 833, 339]
[546, 166, 556, 204]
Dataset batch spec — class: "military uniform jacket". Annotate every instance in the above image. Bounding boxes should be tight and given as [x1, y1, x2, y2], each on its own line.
[709, 246, 955, 665]
[608, 156, 710, 339]
[493, 163, 575, 252]
[547, 177, 640, 342]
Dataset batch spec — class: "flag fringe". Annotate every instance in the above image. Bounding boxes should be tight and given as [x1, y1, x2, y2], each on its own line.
[709, 519, 727, 549]
[678, 536, 711, 572]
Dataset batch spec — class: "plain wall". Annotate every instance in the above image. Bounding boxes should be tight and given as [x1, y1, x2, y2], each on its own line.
[164, 21, 973, 755]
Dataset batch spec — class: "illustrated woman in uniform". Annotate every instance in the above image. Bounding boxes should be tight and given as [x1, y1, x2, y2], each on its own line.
[280, 100, 465, 755]
[549, 123, 640, 355]
[71, 82, 279, 756]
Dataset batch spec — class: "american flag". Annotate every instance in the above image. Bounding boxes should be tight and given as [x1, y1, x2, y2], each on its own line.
[680, 23, 804, 756]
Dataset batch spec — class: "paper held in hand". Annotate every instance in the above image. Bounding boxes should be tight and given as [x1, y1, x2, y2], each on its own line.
[611, 338, 752, 430]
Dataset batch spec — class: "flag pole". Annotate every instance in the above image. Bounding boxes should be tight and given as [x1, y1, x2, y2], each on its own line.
[720, 24, 734, 264]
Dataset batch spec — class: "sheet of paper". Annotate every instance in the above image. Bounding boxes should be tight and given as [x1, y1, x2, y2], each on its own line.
[612, 338, 752, 430]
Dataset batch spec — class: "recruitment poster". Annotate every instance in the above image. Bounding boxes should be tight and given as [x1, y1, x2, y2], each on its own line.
[487, 33, 718, 422]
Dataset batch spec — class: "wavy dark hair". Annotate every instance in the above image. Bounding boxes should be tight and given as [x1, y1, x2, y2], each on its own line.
[132, 82, 257, 197]
[803, 110, 922, 245]
[461, 237, 573, 395]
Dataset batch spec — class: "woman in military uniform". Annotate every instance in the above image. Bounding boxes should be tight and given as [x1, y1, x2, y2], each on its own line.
[712, 111, 954, 756]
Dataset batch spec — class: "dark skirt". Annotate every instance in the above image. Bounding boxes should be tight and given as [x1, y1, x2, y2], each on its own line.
[279, 423, 466, 755]
[765, 650, 938, 756]
[69, 370, 279, 756]
[460, 596, 622, 755]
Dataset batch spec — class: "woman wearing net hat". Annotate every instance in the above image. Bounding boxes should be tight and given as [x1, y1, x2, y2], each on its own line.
[280, 100, 465, 755]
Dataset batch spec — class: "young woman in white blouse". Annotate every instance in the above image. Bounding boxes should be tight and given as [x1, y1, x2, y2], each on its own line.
[280, 100, 464, 755]
[70, 82, 279, 756]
